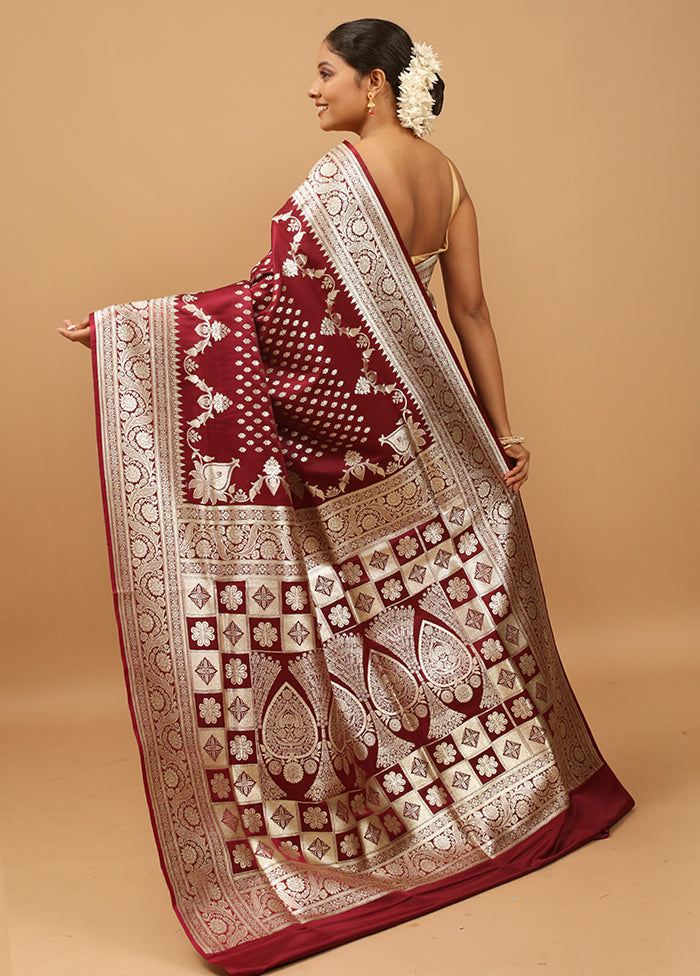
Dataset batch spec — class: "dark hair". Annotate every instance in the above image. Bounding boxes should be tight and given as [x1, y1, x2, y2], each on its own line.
[325, 18, 444, 117]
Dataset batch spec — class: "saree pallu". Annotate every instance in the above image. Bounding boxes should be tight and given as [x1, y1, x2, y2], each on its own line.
[91, 141, 633, 975]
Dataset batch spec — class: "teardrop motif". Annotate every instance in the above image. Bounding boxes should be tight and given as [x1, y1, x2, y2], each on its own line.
[262, 682, 318, 760]
[367, 650, 419, 716]
[418, 620, 478, 689]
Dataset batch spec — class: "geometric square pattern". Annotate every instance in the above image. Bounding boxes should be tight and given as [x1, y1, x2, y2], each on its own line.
[182, 488, 560, 876]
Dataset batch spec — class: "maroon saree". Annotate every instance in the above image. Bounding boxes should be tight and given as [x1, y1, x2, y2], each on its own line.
[91, 141, 633, 975]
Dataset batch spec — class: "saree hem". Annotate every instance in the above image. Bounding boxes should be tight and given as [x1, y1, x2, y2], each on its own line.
[208, 762, 633, 975]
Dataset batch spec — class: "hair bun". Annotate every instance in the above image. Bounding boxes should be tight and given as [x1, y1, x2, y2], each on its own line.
[431, 75, 445, 117]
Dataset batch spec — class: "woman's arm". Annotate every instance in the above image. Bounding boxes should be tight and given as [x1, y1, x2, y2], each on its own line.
[57, 316, 91, 348]
[439, 183, 530, 492]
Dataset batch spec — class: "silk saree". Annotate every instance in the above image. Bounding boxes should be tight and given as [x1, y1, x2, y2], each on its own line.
[90, 141, 633, 975]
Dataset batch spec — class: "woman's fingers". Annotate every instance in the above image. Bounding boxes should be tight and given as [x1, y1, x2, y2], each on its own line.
[507, 472, 528, 492]
[59, 316, 89, 330]
[57, 317, 91, 348]
[502, 444, 530, 493]
[505, 471, 528, 493]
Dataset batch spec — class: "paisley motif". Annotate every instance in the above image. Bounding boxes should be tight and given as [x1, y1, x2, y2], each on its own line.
[261, 683, 318, 759]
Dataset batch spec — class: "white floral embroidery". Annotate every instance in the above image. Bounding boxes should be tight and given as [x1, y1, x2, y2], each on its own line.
[519, 653, 537, 677]
[210, 321, 228, 341]
[199, 697, 222, 724]
[285, 585, 308, 611]
[229, 735, 254, 761]
[225, 658, 248, 685]
[350, 794, 366, 817]
[253, 622, 277, 647]
[425, 785, 448, 807]
[232, 843, 254, 868]
[212, 392, 232, 413]
[279, 840, 300, 858]
[189, 461, 230, 505]
[405, 416, 427, 452]
[382, 771, 407, 795]
[446, 578, 470, 603]
[384, 813, 403, 836]
[220, 585, 243, 611]
[511, 697, 534, 720]
[476, 755, 499, 778]
[339, 563, 363, 586]
[340, 835, 360, 857]
[423, 521, 444, 544]
[458, 533, 478, 556]
[190, 621, 215, 647]
[262, 457, 283, 494]
[242, 809, 263, 833]
[433, 832, 453, 852]
[303, 807, 328, 830]
[283, 761, 303, 784]
[481, 638, 504, 662]
[485, 712, 508, 735]
[282, 258, 299, 277]
[328, 605, 351, 628]
[210, 772, 231, 799]
[396, 536, 419, 559]
[489, 592, 510, 617]
[433, 743, 457, 766]
[381, 579, 403, 602]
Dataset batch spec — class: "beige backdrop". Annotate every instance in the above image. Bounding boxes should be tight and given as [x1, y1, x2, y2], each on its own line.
[1, 1, 699, 972]
[2, 0, 697, 683]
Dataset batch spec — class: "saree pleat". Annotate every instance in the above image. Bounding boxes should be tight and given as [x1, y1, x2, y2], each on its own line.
[91, 141, 633, 975]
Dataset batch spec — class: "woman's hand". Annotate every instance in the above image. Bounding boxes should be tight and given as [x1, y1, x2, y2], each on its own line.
[57, 316, 91, 348]
[502, 442, 530, 493]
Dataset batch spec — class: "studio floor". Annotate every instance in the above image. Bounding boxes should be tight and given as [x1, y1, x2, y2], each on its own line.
[1, 624, 698, 976]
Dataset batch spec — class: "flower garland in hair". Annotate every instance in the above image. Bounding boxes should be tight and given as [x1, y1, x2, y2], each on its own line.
[396, 42, 442, 138]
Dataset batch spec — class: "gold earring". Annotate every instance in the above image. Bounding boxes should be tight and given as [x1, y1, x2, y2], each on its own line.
[367, 90, 375, 115]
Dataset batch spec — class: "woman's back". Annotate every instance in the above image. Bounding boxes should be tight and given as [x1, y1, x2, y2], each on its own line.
[353, 132, 463, 258]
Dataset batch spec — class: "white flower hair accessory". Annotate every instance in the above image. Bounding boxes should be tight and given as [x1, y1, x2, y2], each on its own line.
[396, 42, 442, 138]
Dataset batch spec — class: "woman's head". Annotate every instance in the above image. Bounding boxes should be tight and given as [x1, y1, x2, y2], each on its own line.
[325, 19, 413, 104]
[308, 18, 444, 136]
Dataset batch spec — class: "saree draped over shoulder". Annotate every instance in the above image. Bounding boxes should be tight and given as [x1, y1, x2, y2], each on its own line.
[91, 142, 633, 975]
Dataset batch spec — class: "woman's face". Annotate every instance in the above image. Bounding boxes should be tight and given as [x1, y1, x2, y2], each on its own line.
[308, 42, 368, 132]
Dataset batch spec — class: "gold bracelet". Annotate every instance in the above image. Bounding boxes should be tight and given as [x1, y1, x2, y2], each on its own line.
[498, 435, 525, 447]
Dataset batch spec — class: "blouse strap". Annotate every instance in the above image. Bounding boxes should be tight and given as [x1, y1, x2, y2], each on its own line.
[438, 160, 462, 254]
[410, 160, 462, 264]
[447, 159, 461, 221]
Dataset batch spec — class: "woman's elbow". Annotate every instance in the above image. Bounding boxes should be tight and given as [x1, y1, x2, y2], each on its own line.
[452, 297, 490, 327]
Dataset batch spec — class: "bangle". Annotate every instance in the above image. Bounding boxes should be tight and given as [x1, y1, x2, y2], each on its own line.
[498, 435, 525, 447]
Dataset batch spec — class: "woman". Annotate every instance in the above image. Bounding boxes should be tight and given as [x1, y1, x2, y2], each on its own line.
[59, 19, 632, 976]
